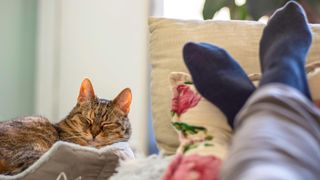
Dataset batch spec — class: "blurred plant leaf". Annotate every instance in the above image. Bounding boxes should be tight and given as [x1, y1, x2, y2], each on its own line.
[202, 0, 320, 23]
[229, 3, 249, 20]
[247, 0, 286, 20]
[203, 0, 230, 20]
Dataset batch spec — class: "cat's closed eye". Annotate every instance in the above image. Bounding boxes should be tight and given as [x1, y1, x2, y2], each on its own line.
[85, 118, 93, 125]
[103, 123, 118, 129]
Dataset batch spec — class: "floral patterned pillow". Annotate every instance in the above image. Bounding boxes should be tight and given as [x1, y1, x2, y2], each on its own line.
[169, 72, 232, 159]
[169, 65, 320, 159]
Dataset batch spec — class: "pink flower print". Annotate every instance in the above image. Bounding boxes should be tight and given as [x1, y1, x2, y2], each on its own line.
[163, 154, 221, 180]
[171, 85, 201, 117]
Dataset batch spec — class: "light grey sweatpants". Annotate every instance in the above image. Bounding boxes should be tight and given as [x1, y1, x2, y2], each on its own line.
[221, 84, 320, 180]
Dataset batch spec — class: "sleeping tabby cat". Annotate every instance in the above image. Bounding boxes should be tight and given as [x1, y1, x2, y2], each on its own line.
[0, 78, 132, 175]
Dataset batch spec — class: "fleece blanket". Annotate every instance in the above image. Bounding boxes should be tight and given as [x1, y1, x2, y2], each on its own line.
[0, 141, 134, 180]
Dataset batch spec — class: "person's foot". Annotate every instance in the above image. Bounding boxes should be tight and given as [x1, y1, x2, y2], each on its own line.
[259, 1, 312, 99]
[183, 42, 255, 128]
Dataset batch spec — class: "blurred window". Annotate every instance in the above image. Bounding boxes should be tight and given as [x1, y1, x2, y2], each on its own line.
[163, 0, 231, 20]
[163, 0, 205, 20]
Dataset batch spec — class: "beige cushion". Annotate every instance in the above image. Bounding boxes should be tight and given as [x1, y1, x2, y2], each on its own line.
[169, 72, 231, 159]
[307, 62, 320, 105]
[148, 17, 320, 155]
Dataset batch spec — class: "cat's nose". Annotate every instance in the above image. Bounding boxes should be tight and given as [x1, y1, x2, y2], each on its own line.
[91, 126, 100, 139]
[92, 132, 99, 139]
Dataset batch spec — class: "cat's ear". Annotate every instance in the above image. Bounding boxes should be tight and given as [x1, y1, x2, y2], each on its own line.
[113, 88, 132, 115]
[78, 78, 96, 104]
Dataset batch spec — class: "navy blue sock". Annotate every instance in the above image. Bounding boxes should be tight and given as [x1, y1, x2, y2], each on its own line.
[183, 42, 255, 128]
[259, 1, 312, 99]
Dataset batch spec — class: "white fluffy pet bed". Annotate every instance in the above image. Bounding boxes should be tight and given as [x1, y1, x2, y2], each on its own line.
[110, 155, 173, 180]
[0, 141, 134, 180]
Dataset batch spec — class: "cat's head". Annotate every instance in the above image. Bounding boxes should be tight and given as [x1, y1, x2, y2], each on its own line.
[57, 78, 132, 148]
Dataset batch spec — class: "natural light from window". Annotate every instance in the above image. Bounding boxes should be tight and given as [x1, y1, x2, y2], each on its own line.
[163, 0, 234, 20]
[163, 0, 254, 21]
[235, 0, 246, 6]
[163, 0, 205, 20]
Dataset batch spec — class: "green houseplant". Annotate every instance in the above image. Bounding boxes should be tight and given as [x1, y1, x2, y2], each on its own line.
[203, 0, 320, 23]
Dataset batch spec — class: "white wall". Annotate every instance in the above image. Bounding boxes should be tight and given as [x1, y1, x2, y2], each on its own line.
[36, 0, 149, 153]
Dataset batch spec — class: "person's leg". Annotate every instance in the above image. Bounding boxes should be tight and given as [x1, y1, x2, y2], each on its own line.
[221, 84, 320, 180]
[183, 43, 255, 128]
[259, 1, 312, 99]
[221, 2, 320, 179]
